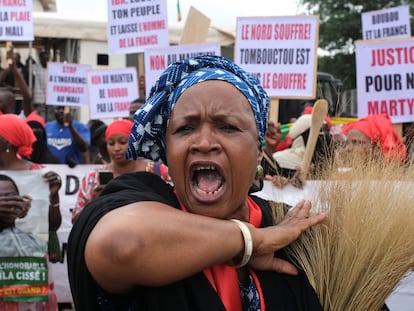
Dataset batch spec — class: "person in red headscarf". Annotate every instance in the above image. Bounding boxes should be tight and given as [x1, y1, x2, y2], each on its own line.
[0, 113, 62, 311]
[72, 119, 170, 223]
[337, 113, 407, 167]
[0, 114, 36, 163]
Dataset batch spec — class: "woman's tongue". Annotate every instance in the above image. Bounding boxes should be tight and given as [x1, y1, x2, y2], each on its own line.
[196, 172, 222, 193]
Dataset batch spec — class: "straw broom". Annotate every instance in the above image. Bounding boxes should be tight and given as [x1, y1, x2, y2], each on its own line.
[272, 159, 414, 311]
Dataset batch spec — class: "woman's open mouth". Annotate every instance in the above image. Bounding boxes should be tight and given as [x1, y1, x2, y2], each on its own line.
[192, 165, 225, 197]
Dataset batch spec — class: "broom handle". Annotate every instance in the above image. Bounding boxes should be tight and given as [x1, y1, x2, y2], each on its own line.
[300, 99, 329, 180]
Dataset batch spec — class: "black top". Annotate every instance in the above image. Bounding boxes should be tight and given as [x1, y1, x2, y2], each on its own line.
[67, 172, 323, 311]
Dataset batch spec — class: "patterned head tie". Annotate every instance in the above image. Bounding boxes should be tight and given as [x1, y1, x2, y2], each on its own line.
[126, 55, 270, 165]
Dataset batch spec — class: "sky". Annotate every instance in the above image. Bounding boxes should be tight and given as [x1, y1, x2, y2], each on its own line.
[56, 0, 300, 26]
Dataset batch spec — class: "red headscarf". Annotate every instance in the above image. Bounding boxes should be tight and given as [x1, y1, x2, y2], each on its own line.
[342, 113, 406, 162]
[26, 111, 46, 127]
[0, 114, 37, 158]
[105, 120, 134, 141]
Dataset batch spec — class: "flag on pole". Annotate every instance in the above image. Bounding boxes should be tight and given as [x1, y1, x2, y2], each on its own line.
[177, 0, 182, 22]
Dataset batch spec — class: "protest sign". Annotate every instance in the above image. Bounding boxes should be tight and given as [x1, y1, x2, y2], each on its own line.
[87, 67, 138, 119]
[107, 0, 169, 55]
[355, 38, 414, 123]
[234, 15, 319, 98]
[46, 62, 91, 107]
[36, 164, 97, 303]
[0, 0, 34, 41]
[179, 6, 210, 44]
[362, 5, 411, 40]
[144, 43, 221, 96]
[0, 170, 49, 302]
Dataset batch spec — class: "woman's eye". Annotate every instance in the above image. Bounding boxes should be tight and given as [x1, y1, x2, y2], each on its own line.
[220, 124, 239, 132]
[176, 125, 194, 133]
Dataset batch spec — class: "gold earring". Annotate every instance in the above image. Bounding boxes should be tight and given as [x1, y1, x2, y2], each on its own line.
[255, 165, 264, 180]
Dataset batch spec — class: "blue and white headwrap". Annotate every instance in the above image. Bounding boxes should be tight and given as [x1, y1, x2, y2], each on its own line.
[126, 55, 269, 164]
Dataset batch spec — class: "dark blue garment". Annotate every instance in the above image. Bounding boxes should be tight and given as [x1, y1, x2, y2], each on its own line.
[240, 274, 261, 311]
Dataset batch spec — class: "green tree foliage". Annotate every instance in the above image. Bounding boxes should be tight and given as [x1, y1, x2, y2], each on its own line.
[298, 0, 414, 90]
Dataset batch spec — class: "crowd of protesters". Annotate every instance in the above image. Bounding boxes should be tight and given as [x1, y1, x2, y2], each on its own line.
[1, 47, 413, 311]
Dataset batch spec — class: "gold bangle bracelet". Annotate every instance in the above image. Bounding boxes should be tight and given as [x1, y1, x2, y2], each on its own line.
[228, 219, 253, 268]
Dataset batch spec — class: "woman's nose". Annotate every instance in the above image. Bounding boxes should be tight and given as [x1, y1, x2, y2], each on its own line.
[190, 128, 221, 153]
[113, 143, 122, 150]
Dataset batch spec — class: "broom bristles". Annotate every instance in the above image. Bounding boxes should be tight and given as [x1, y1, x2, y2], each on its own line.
[274, 158, 414, 311]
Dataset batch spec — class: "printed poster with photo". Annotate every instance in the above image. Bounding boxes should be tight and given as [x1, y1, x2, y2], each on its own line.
[0, 170, 49, 302]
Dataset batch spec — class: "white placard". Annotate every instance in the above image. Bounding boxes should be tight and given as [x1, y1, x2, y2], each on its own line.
[355, 38, 414, 123]
[362, 5, 411, 40]
[0, 0, 34, 41]
[107, 0, 169, 55]
[144, 43, 221, 96]
[42, 164, 101, 304]
[46, 62, 91, 107]
[87, 67, 139, 119]
[234, 15, 319, 98]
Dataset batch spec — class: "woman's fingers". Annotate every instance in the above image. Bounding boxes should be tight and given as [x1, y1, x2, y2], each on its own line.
[272, 175, 289, 188]
[43, 171, 62, 185]
[284, 202, 326, 231]
[271, 258, 298, 276]
[286, 200, 308, 218]
[248, 201, 326, 274]
[307, 212, 327, 226]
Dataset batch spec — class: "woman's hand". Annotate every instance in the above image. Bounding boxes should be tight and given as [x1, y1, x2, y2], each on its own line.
[247, 200, 326, 275]
[289, 171, 304, 189]
[91, 184, 106, 201]
[43, 171, 62, 230]
[289, 165, 316, 189]
[72, 183, 106, 224]
[270, 175, 289, 188]
[43, 171, 62, 199]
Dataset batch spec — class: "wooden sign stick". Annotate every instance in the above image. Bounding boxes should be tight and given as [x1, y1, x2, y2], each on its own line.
[300, 99, 329, 180]
[6, 41, 13, 65]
